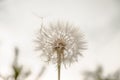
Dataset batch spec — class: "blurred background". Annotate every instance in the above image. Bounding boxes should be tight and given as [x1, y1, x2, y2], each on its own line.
[0, 0, 120, 80]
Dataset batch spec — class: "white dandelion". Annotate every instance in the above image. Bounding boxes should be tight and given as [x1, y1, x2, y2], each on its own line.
[35, 21, 86, 80]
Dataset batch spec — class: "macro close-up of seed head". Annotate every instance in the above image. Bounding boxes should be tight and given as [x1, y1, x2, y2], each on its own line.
[0, 0, 120, 80]
[35, 21, 86, 67]
[35, 21, 86, 80]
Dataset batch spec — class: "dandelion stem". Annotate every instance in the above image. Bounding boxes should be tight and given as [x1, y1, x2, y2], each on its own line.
[58, 62, 61, 80]
[57, 50, 62, 80]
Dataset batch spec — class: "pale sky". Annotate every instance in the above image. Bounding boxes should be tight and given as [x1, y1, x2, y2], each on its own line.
[0, 0, 120, 80]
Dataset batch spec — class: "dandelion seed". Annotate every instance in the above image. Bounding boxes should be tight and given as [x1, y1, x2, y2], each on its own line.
[35, 21, 86, 80]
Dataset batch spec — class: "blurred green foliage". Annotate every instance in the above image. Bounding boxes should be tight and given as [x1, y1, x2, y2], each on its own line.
[0, 47, 46, 80]
[83, 66, 120, 80]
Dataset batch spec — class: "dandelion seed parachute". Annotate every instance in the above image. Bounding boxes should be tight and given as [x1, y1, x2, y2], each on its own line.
[35, 21, 85, 67]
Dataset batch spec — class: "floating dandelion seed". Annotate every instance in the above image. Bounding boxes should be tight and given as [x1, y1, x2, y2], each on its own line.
[35, 21, 86, 80]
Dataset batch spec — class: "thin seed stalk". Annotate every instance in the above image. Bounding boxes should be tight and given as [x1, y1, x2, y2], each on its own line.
[57, 50, 62, 80]
[58, 61, 61, 80]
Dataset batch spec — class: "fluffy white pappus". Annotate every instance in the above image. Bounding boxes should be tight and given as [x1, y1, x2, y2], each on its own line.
[35, 21, 86, 67]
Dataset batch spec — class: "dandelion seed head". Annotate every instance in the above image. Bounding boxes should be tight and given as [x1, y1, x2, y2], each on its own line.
[35, 21, 86, 67]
